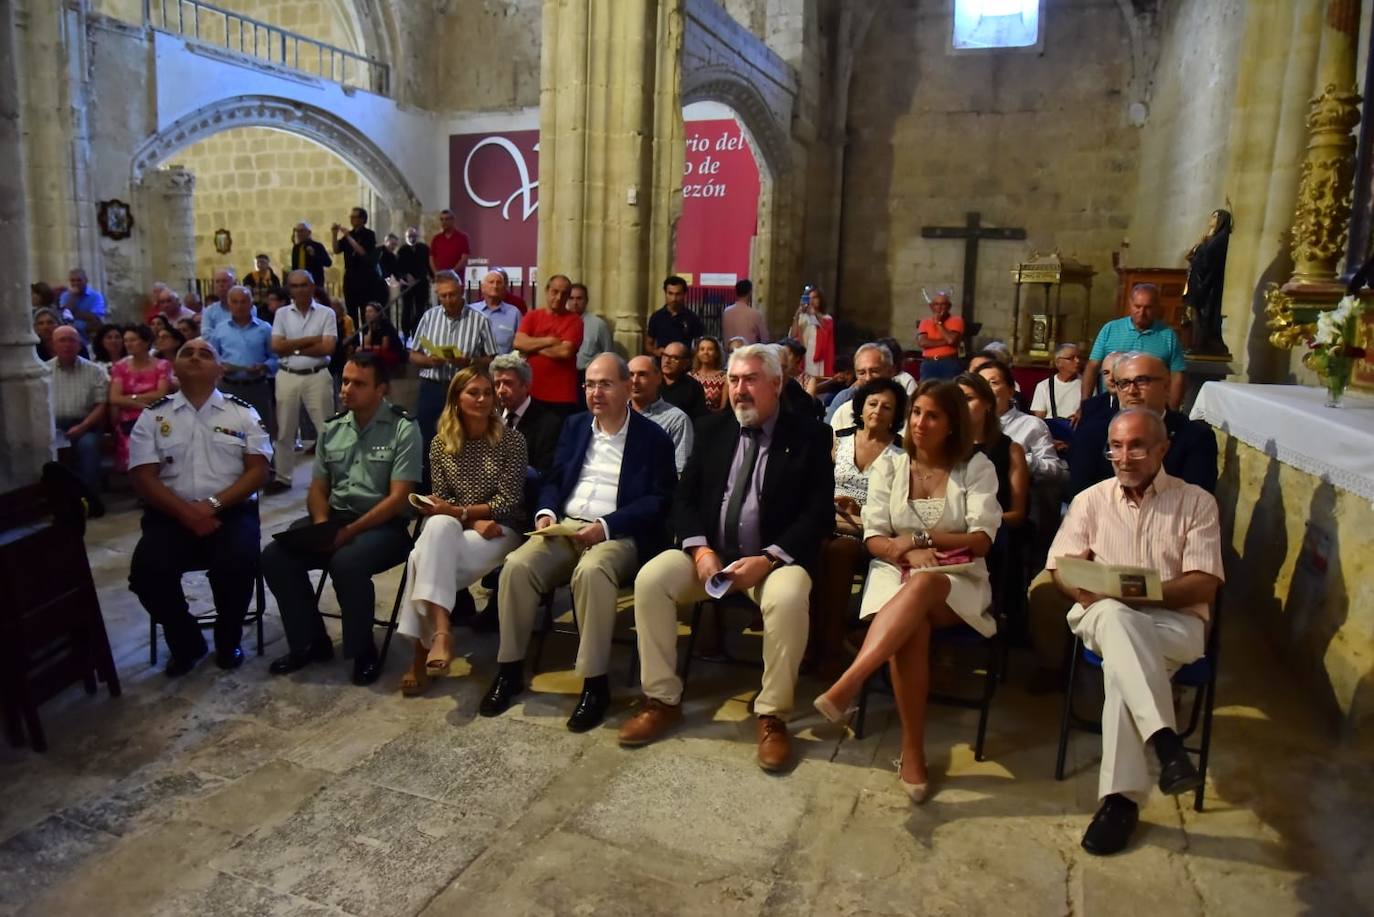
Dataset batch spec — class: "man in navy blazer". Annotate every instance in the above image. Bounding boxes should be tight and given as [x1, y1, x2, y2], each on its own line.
[621, 343, 834, 772]
[484, 352, 677, 732]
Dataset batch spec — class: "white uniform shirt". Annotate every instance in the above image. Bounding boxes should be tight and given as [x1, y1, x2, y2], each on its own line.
[128, 390, 273, 501]
[538, 411, 628, 539]
[1030, 374, 1083, 419]
[271, 302, 336, 371]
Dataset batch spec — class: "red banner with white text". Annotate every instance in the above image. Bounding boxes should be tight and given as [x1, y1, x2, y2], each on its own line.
[675, 119, 761, 285]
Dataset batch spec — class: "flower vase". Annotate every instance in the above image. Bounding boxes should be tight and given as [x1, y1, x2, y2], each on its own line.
[1325, 356, 1352, 407]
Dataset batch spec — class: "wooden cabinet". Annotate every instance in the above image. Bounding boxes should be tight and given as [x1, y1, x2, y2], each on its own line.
[1114, 265, 1189, 333]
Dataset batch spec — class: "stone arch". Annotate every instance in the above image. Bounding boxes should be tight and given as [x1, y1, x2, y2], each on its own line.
[332, 0, 404, 97]
[682, 70, 790, 180]
[131, 95, 421, 214]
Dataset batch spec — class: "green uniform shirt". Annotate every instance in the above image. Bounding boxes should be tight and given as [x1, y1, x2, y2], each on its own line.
[313, 400, 422, 517]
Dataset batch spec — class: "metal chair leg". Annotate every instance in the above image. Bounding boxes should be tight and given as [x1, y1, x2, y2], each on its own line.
[1194, 677, 1217, 812]
[149, 618, 158, 666]
[1054, 637, 1082, 781]
[679, 602, 706, 699]
[255, 572, 267, 655]
[854, 673, 871, 739]
[377, 564, 408, 666]
[973, 637, 1000, 762]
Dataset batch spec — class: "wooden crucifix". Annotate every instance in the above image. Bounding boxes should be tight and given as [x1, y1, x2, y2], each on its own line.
[921, 212, 1027, 328]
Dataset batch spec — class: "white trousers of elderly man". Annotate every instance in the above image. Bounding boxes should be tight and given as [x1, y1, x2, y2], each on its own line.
[1067, 599, 1205, 802]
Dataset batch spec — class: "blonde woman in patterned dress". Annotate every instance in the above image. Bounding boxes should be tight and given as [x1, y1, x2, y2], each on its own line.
[814, 380, 1001, 802]
[397, 366, 528, 695]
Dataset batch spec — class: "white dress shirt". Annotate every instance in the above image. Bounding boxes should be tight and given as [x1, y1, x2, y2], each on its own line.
[271, 303, 336, 370]
[537, 410, 629, 539]
[1000, 405, 1067, 483]
[128, 389, 273, 501]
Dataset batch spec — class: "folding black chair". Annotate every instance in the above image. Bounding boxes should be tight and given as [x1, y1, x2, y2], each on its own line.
[149, 572, 267, 666]
[311, 521, 418, 667]
[1054, 592, 1223, 812]
[853, 614, 1004, 761]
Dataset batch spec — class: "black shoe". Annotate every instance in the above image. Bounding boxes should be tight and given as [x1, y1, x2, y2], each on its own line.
[215, 646, 245, 670]
[479, 663, 525, 717]
[351, 651, 383, 686]
[268, 640, 334, 675]
[567, 678, 611, 733]
[470, 605, 499, 634]
[1157, 751, 1203, 796]
[1081, 795, 1139, 856]
[263, 480, 292, 496]
[164, 644, 208, 678]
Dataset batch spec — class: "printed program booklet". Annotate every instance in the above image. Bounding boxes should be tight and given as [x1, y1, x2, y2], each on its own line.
[1055, 555, 1164, 601]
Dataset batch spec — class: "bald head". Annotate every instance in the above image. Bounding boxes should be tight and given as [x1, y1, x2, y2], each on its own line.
[51, 324, 81, 364]
[627, 354, 662, 408]
[1107, 407, 1169, 489]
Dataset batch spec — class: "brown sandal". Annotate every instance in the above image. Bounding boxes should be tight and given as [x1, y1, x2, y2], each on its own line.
[425, 631, 453, 674]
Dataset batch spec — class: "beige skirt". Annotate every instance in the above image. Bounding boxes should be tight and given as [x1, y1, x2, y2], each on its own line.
[858, 558, 996, 637]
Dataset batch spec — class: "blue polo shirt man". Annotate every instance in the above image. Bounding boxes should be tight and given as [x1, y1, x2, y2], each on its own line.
[1083, 283, 1187, 409]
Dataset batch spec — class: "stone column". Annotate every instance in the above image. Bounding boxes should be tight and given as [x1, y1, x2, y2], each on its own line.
[0, 0, 56, 491]
[141, 166, 198, 293]
[1283, 0, 1362, 293]
[538, 0, 684, 354]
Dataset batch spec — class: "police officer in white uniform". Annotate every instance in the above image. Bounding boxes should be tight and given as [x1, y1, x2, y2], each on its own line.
[128, 337, 273, 677]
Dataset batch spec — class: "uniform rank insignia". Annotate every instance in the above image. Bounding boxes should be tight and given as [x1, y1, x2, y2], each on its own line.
[214, 426, 247, 441]
[160, 421, 171, 436]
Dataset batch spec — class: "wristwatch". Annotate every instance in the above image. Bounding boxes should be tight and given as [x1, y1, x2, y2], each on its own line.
[459, 506, 469, 523]
[763, 551, 786, 571]
[207, 495, 223, 513]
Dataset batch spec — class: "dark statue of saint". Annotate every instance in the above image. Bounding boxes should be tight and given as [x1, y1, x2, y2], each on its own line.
[1184, 208, 1233, 355]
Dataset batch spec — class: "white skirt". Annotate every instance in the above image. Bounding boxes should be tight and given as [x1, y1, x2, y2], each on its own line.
[858, 558, 996, 637]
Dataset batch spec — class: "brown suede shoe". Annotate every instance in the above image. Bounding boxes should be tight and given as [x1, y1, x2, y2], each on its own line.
[618, 697, 682, 747]
[756, 715, 791, 772]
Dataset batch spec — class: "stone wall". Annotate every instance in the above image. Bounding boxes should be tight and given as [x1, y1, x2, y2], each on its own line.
[1214, 431, 1374, 743]
[838, 0, 1139, 348]
[164, 127, 375, 290]
[1126, 0, 1247, 267]
[433, 0, 543, 112]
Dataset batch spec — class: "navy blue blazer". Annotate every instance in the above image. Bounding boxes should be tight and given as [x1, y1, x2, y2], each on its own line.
[537, 409, 678, 560]
[1069, 407, 1217, 497]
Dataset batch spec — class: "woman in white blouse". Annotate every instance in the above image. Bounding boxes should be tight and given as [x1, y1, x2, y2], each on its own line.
[814, 380, 1002, 802]
[397, 366, 527, 696]
[976, 360, 1067, 485]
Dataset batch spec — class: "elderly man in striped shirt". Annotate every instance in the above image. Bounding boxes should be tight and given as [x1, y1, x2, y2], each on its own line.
[1045, 407, 1224, 857]
[409, 269, 497, 457]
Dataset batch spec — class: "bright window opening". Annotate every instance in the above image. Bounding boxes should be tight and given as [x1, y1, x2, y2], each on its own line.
[952, 0, 1041, 50]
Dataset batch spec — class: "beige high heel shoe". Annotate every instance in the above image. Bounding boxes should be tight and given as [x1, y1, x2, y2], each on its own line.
[894, 755, 929, 804]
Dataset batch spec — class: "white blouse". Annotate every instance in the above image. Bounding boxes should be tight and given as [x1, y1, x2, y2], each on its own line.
[862, 450, 1002, 545]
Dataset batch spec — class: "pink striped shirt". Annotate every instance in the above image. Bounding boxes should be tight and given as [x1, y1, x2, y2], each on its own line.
[1047, 469, 1224, 620]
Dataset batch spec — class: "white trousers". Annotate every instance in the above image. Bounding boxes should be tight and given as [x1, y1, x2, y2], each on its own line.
[495, 519, 638, 677]
[633, 549, 811, 719]
[1068, 599, 1205, 803]
[397, 516, 522, 647]
[273, 370, 335, 485]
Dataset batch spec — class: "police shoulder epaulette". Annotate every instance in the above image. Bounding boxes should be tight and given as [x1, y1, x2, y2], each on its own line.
[389, 403, 414, 420]
[224, 393, 255, 410]
[326, 409, 350, 422]
[146, 395, 173, 409]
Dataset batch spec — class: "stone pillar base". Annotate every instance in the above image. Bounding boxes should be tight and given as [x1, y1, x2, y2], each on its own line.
[0, 345, 54, 492]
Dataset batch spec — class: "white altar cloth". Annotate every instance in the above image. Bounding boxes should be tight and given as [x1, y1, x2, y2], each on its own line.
[1190, 382, 1374, 502]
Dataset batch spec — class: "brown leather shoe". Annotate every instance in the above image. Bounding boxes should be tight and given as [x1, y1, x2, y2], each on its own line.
[756, 715, 791, 772]
[617, 697, 682, 747]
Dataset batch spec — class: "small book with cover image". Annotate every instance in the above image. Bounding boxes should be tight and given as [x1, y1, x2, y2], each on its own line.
[1055, 555, 1164, 602]
[417, 336, 465, 361]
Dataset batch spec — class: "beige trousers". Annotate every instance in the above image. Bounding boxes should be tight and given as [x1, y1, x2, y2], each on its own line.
[495, 517, 637, 677]
[633, 549, 811, 719]
[1027, 568, 1073, 668]
[1069, 599, 1204, 803]
[273, 369, 334, 485]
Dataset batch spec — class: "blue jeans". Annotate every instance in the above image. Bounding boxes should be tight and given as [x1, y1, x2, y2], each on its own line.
[57, 419, 102, 495]
[919, 356, 963, 380]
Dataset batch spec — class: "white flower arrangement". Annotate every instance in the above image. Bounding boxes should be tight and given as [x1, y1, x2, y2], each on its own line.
[1314, 295, 1362, 347]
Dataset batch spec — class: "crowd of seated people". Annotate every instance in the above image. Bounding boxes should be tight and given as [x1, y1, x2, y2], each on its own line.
[35, 257, 1220, 859]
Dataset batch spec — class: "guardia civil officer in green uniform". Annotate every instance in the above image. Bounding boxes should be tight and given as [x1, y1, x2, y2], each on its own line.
[262, 351, 421, 685]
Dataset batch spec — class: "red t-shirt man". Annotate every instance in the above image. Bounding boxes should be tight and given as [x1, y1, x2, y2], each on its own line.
[519, 307, 584, 405]
[429, 211, 471, 274]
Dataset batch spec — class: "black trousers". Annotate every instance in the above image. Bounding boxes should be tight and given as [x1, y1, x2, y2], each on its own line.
[260, 514, 412, 658]
[129, 503, 260, 658]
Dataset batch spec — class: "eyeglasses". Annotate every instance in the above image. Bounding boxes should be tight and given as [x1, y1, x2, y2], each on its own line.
[1115, 375, 1160, 391]
[661, 353, 686, 361]
[583, 380, 616, 392]
[1103, 445, 1150, 460]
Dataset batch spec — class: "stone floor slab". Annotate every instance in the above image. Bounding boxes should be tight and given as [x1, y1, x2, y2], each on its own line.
[0, 815, 116, 917]
[211, 778, 491, 917]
